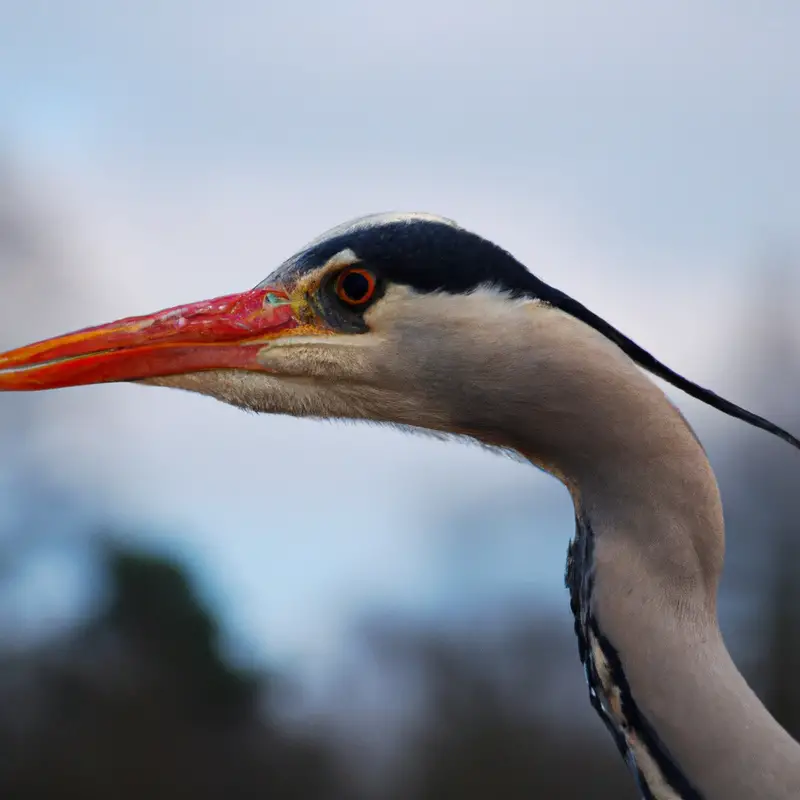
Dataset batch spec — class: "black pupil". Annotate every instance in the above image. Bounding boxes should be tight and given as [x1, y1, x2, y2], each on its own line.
[340, 271, 370, 303]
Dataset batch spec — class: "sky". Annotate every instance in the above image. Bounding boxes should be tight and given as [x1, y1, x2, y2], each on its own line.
[0, 1, 798, 677]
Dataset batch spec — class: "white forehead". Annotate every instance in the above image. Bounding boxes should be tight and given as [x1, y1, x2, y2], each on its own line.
[300, 211, 461, 251]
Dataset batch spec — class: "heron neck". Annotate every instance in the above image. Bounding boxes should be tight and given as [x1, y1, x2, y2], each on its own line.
[559, 417, 800, 799]
[426, 299, 800, 795]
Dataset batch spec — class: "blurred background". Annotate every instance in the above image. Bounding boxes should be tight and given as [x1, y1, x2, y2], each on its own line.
[0, 2, 798, 797]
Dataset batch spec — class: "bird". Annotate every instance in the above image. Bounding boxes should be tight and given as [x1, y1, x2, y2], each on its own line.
[0, 211, 798, 798]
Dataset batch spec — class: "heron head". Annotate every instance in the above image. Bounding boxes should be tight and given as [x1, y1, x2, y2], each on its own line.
[1, 211, 797, 461]
[0, 213, 557, 439]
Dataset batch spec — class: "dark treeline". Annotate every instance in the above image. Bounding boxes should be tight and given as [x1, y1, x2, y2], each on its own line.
[0, 544, 635, 799]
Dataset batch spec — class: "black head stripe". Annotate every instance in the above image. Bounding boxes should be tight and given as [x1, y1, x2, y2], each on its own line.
[285, 217, 538, 297]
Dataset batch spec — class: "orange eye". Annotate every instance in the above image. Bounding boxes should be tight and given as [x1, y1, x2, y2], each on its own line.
[335, 267, 377, 307]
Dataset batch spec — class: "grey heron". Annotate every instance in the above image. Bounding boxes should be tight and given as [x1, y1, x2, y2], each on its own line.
[0, 212, 798, 798]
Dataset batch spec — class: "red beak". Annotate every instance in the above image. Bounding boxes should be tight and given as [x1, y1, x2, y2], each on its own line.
[0, 286, 312, 391]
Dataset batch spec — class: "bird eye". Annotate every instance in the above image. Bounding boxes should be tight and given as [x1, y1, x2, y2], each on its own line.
[334, 267, 377, 307]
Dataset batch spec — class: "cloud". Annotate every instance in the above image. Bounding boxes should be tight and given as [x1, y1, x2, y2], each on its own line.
[5, 1, 798, 257]
[4, 2, 798, 97]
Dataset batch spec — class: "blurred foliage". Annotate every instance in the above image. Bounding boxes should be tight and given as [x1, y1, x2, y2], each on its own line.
[0, 542, 637, 800]
[105, 550, 259, 723]
[0, 546, 346, 800]
[356, 618, 636, 799]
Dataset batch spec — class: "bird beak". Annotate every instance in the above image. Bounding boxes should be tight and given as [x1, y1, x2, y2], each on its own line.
[0, 286, 314, 391]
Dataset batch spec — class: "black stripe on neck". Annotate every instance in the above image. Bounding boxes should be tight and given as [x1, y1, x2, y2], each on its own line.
[565, 515, 704, 800]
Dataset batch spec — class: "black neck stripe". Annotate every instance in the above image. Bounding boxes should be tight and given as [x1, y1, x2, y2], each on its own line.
[566, 514, 704, 800]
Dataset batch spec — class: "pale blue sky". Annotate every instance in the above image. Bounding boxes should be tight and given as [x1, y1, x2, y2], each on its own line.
[0, 1, 798, 676]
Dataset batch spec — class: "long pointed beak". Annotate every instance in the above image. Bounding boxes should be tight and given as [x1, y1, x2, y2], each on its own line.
[0, 286, 315, 391]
